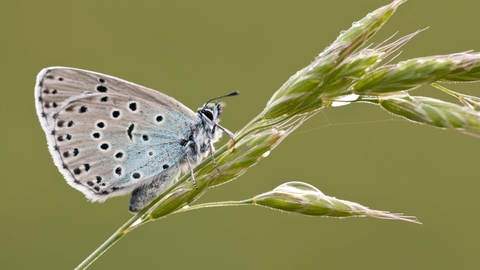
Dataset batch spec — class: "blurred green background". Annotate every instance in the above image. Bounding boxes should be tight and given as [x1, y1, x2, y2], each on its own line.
[1, 0, 479, 269]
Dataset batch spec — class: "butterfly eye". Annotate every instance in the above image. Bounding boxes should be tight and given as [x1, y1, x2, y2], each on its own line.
[203, 109, 214, 121]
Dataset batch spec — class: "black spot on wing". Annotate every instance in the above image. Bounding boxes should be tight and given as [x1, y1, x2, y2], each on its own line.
[112, 110, 120, 118]
[128, 102, 137, 112]
[96, 85, 107, 92]
[100, 143, 109, 150]
[127, 123, 134, 141]
[115, 166, 122, 176]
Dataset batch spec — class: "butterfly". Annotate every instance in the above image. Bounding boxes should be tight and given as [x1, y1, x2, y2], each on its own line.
[35, 67, 237, 212]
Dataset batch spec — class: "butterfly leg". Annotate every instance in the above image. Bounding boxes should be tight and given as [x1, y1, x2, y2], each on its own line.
[129, 166, 180, 213]
[208, 139, 220, 172]
[185, 153, 199, 191]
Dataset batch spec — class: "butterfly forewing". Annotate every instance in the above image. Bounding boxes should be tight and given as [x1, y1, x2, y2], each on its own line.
[36, 67, 196, 128]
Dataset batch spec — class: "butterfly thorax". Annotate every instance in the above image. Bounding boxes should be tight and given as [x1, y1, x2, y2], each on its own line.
[185, 103, 223, 164]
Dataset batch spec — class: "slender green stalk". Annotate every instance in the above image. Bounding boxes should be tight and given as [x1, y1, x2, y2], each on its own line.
[75, 214, 141, 270]
[432, 83, 480, 111]
[176, 182, 420, 224]
[176, 200, 253, 213]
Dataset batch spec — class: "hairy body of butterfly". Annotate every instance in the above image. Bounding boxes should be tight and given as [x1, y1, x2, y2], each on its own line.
[35, 67, 234, 213]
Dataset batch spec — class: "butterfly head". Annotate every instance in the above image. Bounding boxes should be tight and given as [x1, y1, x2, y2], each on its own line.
[198, 91, 239, 142]
[198, 103, 226, 143]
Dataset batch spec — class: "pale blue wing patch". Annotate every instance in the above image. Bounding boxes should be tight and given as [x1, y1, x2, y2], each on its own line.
[50, 93, 193, 201]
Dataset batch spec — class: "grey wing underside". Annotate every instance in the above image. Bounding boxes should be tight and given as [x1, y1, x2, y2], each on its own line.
[35, 67, 196, 131]
[35, 67, 198, 207]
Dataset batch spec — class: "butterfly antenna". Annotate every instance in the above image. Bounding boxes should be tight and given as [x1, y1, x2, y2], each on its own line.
[203, 91, 239, 108]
